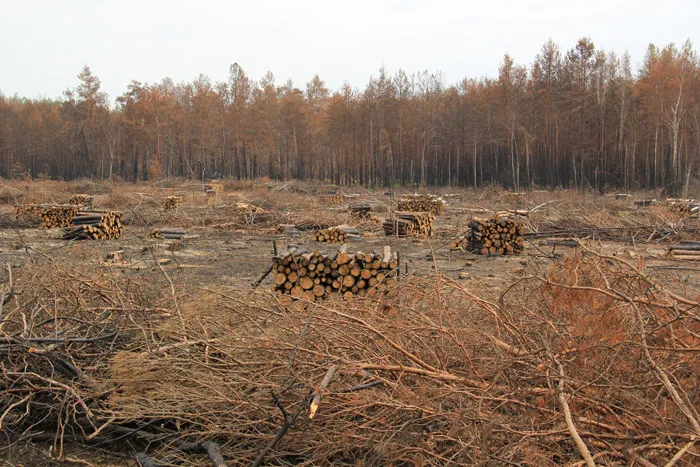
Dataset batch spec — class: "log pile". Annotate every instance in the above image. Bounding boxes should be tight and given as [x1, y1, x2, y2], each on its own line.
[634, 199, 656, 207]
[464, 217, 525, 255]
[232, 202, 264, 214]
[13, 203, 43, 222]
[62, 210, 123, 240]
[150, 228, 185, 240]
[396, 194, 445, 215]
[382, 211, 434, 237]
[503, 192, 526, 203]
[667, 240, 700, 261]
[204, 183, 224, 196]
[69, 194, 94, 209]
[271, 246, 398, 301]
[162, 196, 182, 211]
[667, 199, 700, 217]
[320, 194, 346, 206]
[14, 204, 80, 228]
[349, 204, 372, 220]
[313, 227, 349, 244]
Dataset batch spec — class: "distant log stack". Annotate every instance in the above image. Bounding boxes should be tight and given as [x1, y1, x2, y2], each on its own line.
[233, 202, 265, 214]
[634, 199, 656, 207]
[396, 194, 445, 216]
[277, 221, 331, 234]
[464, 217, 525, 255]
[162, 196, 182, 211]
[204, 183, 224, 196]
[383, 211, 434, 237]
[503, 192, 527, 203]
[150, 228, 185, 240]
[314, 227, 349, 244]
[271, 246, 398, 301]
[62, 210, 123, 240]
[320, 194, 347, 206]
[667, 199, 700, 217]
[69, 194, 94, 209]
[667, 240, 700, 261]
[349, 204, 372, 220]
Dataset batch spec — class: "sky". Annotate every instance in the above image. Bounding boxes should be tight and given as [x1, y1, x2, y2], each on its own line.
[1, 0, 698, 103]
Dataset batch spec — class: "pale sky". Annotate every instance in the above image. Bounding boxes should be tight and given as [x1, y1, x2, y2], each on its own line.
[1, 0, 698, 103]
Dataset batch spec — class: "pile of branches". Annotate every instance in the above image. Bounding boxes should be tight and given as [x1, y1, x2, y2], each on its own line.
[396, 193, 445, 215]
[270, 246, 398, 300]
[2, 246, 698, 465]
[382, 211, 434, 237]
[62, 210, 123, 240]
[68, 194, 94, 209]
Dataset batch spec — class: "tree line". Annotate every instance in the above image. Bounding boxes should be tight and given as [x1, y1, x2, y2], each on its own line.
[1, 38, 699, 192]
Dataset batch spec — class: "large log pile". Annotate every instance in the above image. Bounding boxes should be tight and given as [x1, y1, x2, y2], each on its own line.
[69, 194, 94, 209]
[382, 211, 434, 237]
[463, 217, 525, 255]
[150, 228, 185, 240]
[62, 210, 123, 240]
[272, 247, 398, 300]
[320, 193, 346, 206]
[313, 227, 349, 244]
[162, 196, 182, 211]
[396, 194, 445, 215]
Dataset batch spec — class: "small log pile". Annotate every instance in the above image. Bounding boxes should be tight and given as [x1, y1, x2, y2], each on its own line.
[634, 199, 656, 207]
[396, 194, 445, 215]
[503, 192, 526, 203]
[271, 246, 398, 301]
[13, 203, 43, 221]
[464, 217, 525, 255]
[349, 204, 372, 220]
[62, 210, 123, 240]
[320, 194, 346, 206]
[233, 202, 264, 214]
[667, 198, 700, 217]
[313, 227, 349, 244]
[382, 211, 434, 237]
[150, 228, 185, 240]
[69, 194, 94, 209]
[204, 183, 224, 196]
[667, 240, 700, 261]
[162, 196, 182, 211]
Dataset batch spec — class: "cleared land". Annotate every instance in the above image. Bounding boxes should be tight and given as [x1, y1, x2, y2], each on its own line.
[0, 179, 698, 466]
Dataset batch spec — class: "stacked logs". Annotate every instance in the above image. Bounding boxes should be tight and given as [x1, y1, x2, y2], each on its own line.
[14, 204, 42, 221]
[313, 227, 348, 244]
[464, 217, 525, 255]
[272, 247, 398, 301]
[62, 210, 123, 240]
[233, 202, 264, 214]
[150, 228, 185, 240]
[204, 183, 224, 196]
[383, 212, 434, 237]
[396, 194, 445, 215]
[667, 199, 700, 217]
[162, 196, 182, 211]
[39, 205, 80, 228]
[320, 194, 346, 205]
[69, 194, 94, 209]
[450, 235, 469, 250]
[350, 204, 372, 220]
[667, 241, 700, 261]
